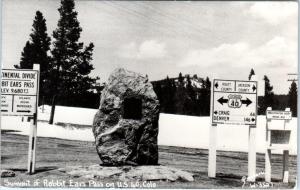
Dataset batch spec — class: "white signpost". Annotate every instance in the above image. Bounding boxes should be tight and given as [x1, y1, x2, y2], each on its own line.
[265, 107, 292, 183]
[1, 65, 40, 174]
[209, 79, 258, 181]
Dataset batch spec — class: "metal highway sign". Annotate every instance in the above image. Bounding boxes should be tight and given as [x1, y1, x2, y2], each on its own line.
[212, 79, 257, 125]
[1, 69, 38, 116]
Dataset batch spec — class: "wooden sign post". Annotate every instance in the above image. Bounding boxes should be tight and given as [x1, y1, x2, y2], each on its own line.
[265, 107, 291, 183]
[208, 78, 258, 181]
[248, 124, 256, 181]
[28, 64, 40, 174]
[1, 64, 40, 174]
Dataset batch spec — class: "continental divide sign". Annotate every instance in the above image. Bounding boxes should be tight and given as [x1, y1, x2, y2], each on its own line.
[212, 79, 257, 125]
[1, 69, 38, 116]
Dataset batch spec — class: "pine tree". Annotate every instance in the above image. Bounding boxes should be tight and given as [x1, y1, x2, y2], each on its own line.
[178, 72, 184, 84]
[288, 81, 297, 117]
[199, 77, 211, 116]
[186, 74, 196, 115]
[205, 77, 211, 91]
[261, 75, 275, 113]
[186, 75, 193, 94]
[49, 0, 98, 124]
[248, 68, 255, 80]
[15, 11, 51, 103]
[174, 73, 186, 114]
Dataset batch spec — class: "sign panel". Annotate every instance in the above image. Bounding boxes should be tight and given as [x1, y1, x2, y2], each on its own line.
[212, 79, 257, 125]
[266, 110, 292, 120]
[1, 69, 38, 116]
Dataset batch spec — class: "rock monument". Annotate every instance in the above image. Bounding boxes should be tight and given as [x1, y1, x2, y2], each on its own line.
[93, 68, 160, 166]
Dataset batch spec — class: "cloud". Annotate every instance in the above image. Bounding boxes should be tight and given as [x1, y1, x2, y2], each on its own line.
[118, 40, 166, 60]
[248, 36, 297, 67]
[179, 36, 297, 69]
[247, 2, 297, 25]
[179, 42, 249, 67]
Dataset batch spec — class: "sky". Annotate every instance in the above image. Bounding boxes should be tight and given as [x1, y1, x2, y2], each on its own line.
[1, 0, 298, 94]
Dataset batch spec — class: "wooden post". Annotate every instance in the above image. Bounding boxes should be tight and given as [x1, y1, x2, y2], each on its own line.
[208, 79, 217, 178]
[265, 107, 272, 182]
[208, 123, 217, 178]
[27, 64, 40, 174]
[282, 150, 289, 183]
[248, 125, 256, 182]
[49, 95, 56, 124]
[27, 113, 37, 174]
[265, 149, 272, 182]
[247, 75, 257, 182]
[282, 107, 290, 183]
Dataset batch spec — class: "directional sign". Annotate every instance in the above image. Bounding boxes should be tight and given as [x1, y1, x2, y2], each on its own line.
[266, 110, 292, 120]
[212, 79, 257, 125]
[1, 69, 38, 116]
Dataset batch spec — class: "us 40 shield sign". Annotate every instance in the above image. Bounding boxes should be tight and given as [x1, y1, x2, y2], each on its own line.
[212, 79, 257, 125]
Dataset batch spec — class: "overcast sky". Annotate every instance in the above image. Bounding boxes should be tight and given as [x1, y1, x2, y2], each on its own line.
[2, 0, 298, 94]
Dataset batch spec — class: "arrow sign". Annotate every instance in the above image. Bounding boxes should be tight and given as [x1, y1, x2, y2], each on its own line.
[241, 98, 252, 106]
[212, 79, 257, 126]
[215, 82, 219, 89]
[217, 97, 228, 105]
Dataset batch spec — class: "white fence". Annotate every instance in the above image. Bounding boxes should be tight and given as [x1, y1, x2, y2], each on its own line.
[158, 113, 297, 155]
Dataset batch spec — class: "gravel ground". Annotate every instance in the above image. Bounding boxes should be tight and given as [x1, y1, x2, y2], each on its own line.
[1, 131, 297, 189]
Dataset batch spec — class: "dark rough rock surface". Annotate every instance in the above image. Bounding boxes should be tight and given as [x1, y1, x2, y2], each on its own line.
[1, 170, 16, 177]
[93, 68, 160, 166]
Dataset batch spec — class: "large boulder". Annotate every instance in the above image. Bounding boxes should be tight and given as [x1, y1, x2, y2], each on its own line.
[93, 68, 160, 166]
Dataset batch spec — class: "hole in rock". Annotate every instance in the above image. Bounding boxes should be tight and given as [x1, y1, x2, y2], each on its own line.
[123, 97, 142, 120]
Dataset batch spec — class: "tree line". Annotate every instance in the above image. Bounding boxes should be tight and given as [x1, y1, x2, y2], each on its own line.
[152, 73, 211, 116]
[152, 69, 297, 117]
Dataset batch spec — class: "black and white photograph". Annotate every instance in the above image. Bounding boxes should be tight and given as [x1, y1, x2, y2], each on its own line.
[0, 0, 298, 189]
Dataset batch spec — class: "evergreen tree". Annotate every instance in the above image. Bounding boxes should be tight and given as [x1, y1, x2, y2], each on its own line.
[163, 76, 175, 113]
[15, 11, 51, 103]
[49, 0, 98, 124]
[248, 68, 255, 80]
[174, 73, 186, 114]
[288, 81, 297, 117]
[199, 77, 211, 116]
[261, 75, 275, 113]
[178, 72, 184, 84]
[205, 77, 211, 115]
[186, 75, 196, 115]
[186, 74, 193, 95]
[205, 77, 211, 91]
